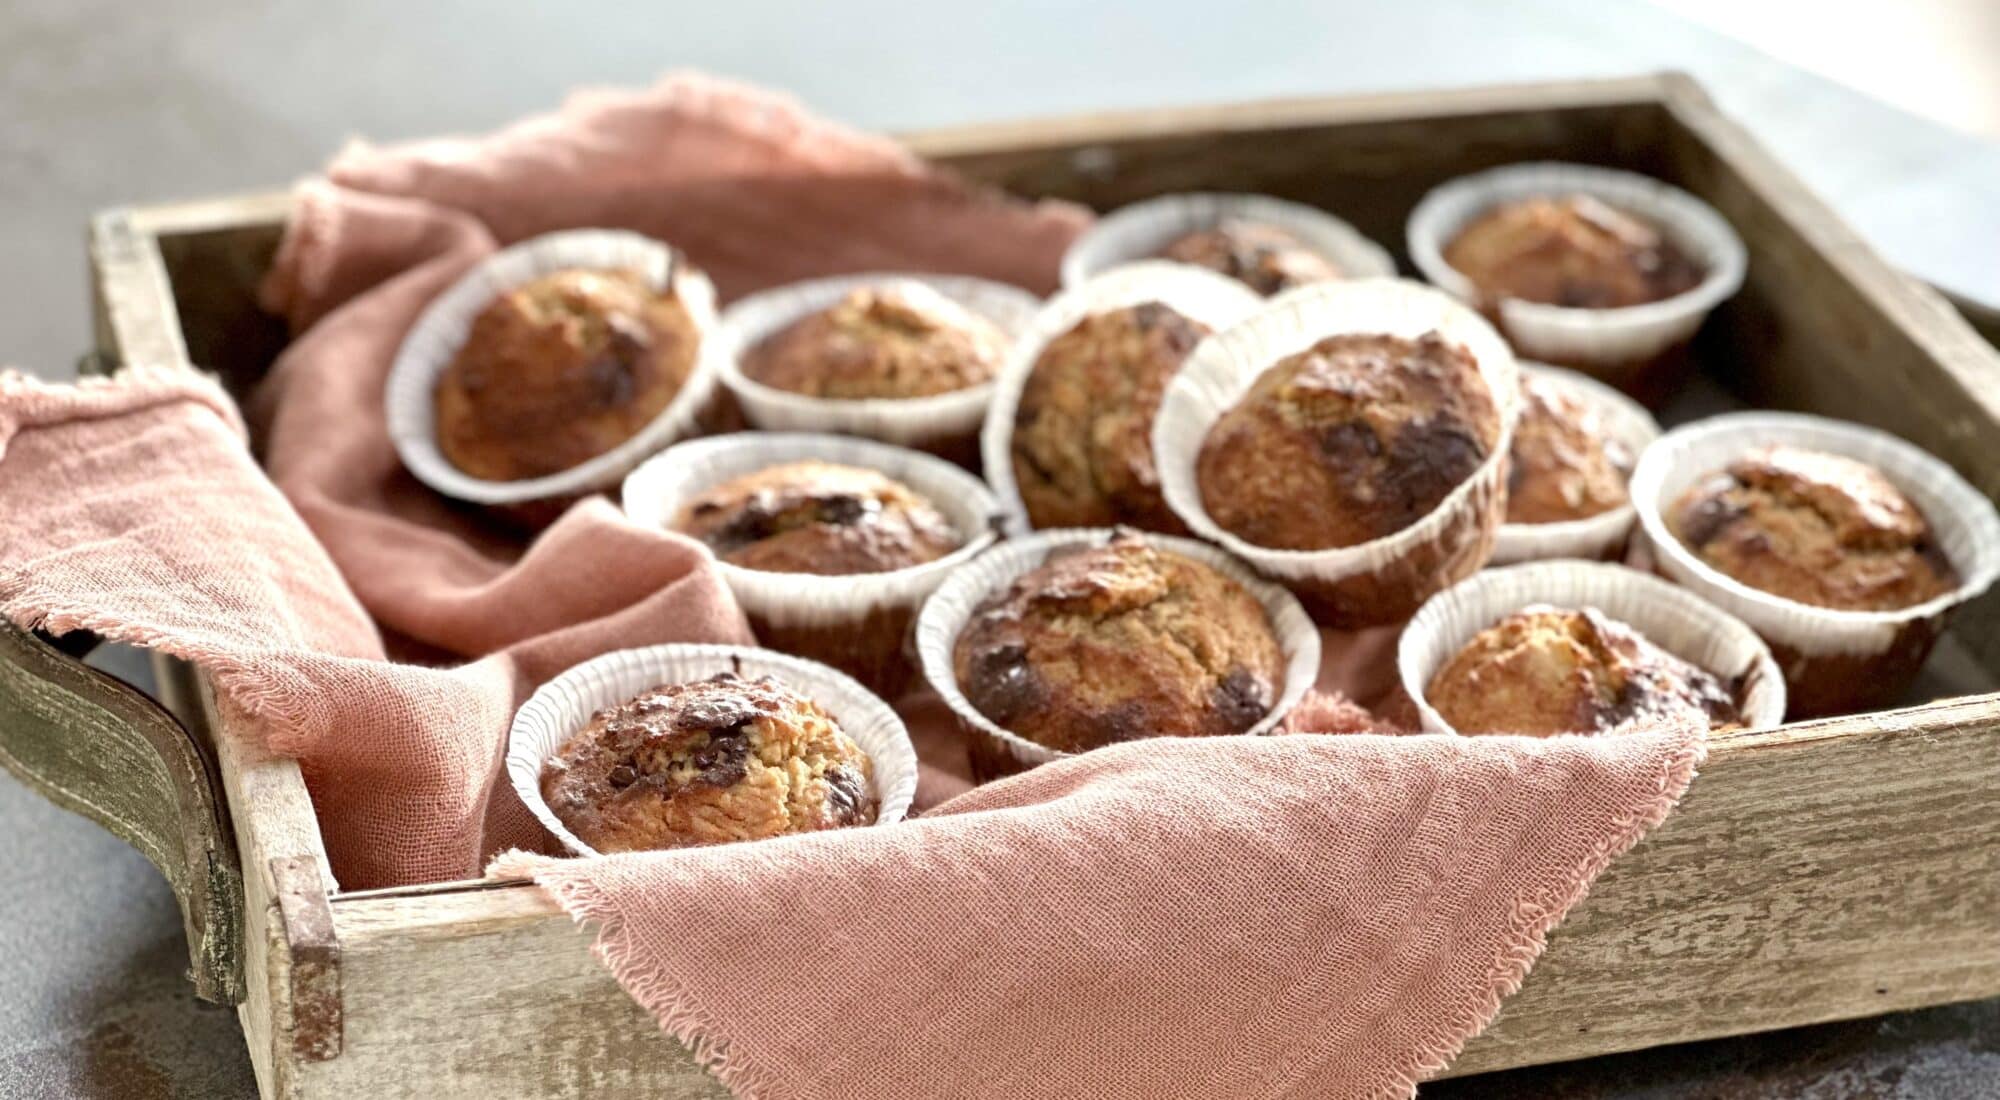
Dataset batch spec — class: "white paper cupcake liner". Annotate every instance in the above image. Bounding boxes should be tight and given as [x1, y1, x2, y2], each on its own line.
[1630, 412, 2000, 661]
[1406, 162, 1747, 373]
[1061, 192, 1397, 290]
[387, 229, 721, 506]
[508, 643, 918, 857]
[712, 272, 1042, 451]
[914, 528, 1322, 775]
[1490, 362, 1663, 565]
[1400, 560, 1786, 734]
[980, 261, 1265, 535]
[1153, 277, 1521, 626]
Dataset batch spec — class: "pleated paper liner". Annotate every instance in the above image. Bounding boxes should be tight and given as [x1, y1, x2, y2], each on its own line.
[1490, 362, 1663, 565]
[1061, 191, 1396, 290]
[508, 643, 918, 857]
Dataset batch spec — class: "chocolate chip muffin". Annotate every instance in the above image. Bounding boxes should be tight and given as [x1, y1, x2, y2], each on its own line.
[1443, 195, 1703, 309]
[1157, 219, 1342, 296]
[1507, 373, 1633, 524]
[1668, 445, 1959, 612]
[1427, 605, 1741, 736]
[673, 460, 962, 575]
[540, 672, 877, 853]
[434, 268, 702, 482]
[1195, 332, 1502, 550]
[1009, 302, 1211, 532]
[953, 534, 1287, 754]
[740, 286, 1010, 399]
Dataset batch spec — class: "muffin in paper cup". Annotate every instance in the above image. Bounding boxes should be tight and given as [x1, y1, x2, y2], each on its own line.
[1630, 412, 2000, 718]
[1400, 560, 1786, 734]
[1490, 363, 1662, 565]
[711, 272, 1042, 467]
[1406, 162, 1746, 396]
[1061, 192, 1396, 291]
[508, 643, 918, 857]
[1154, 277, 1521, 628]
[386, 229, 721, 510]
[623, 432, 1001, 698]
[980, 261, 1264, 535]
[914, 528, 1321, 780]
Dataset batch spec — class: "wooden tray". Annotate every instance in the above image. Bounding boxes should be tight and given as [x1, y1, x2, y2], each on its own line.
[6, 72, 2000, 1099]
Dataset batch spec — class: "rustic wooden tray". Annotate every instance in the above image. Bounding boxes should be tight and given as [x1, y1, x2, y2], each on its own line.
[7, 72, 2000, 1099]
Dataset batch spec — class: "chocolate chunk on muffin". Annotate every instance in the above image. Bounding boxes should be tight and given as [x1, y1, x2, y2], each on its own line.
[434, 268, 702, 482]
[1443, 195, 1703, 309]
[1009, 302, 1211, 532]
[953, 533, 1286, 754]
[540, 672, 877, 853]
[1428, 605, 1741, 736]
[672, 459, 962, 575]
[740, 286, 1010, 399]
[1195, 332, 1502, 550]
[1668, 445, 1959, 612]
[1507, 372, 1633, 524]
[1157, 219, 1342, 296]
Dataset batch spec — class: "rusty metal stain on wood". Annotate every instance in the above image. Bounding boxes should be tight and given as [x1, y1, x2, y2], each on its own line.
[272, 855, 344, 1063]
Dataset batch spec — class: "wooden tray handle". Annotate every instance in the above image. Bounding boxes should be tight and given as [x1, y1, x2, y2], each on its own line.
[0, 619, 246, 1004]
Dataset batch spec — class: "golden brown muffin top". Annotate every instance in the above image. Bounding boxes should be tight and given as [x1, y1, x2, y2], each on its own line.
[1669, 445, 1959, 612]
[740, 286, 1010, 399]
[1156, 219, 1343, 296]
[433, 268, 699, 482]
[1427, 605, 1741, 737]
[1443, 195, 1703, 309]
[1506, 373, 1633, 524]
[1009, 302, 1210, 533]
[540, 672, 877, 854]
[1195, 332, 1501, 550]
[672, 459, 962, 575]
[953, 533, 1287, 754]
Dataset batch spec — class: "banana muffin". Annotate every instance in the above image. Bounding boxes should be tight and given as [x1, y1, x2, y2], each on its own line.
[1009, 302, 1211, 532]
[953, 533, 1286, 754]
[674, 460, 962, 575]
[540, 672, 877, 853]
[1195, 332, 1502, 550]
[1507, 372, 1633, 524]
[1443, 195, 1703, 310]
[1428, 605, 1741, 736]
[434, 268, 702, 482]
[1157, 218, 1342, 296]
[1668, 445, 1959, 611]
[740, 286, 1010, 399]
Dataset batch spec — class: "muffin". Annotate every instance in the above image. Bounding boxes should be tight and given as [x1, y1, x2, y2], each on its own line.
[673, 460, 962, 575]
[1507, 371, 1634, 524]
[433, 268, 702, 482]
[1008, 302, 1211, 531]
[1195, 331, 1502, 550]
[1667, 445, 1959, 612]
[1426, 605, 1742, 736]
[1157, 219, 1343, 295]
[740, 286, 1010, 400]
[1442, 195, 1703, 310]
[539, 672, 877, 853]
[951, 533, 1287, 754]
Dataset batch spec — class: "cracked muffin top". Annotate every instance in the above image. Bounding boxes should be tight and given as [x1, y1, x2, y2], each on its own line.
[1506, 373, 1633, 525]
[672, 459, 962, 575]
[1156, 219, 1342, 296]
[1427, 605, 1742, 736]
[1443, 195, 1703, 310]
[540, 672, 877, 853]
[740, 286, 1011, 399]
[1194, 332, 1502, 550]
[434, 268, 703, 482]
[952, 533, 1287, 754]
[1008, 302, 1211, 533]
[1668, 445, 1959, 612]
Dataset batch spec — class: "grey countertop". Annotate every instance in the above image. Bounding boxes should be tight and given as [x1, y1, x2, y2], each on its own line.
[3, 1, 1998, 1095]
